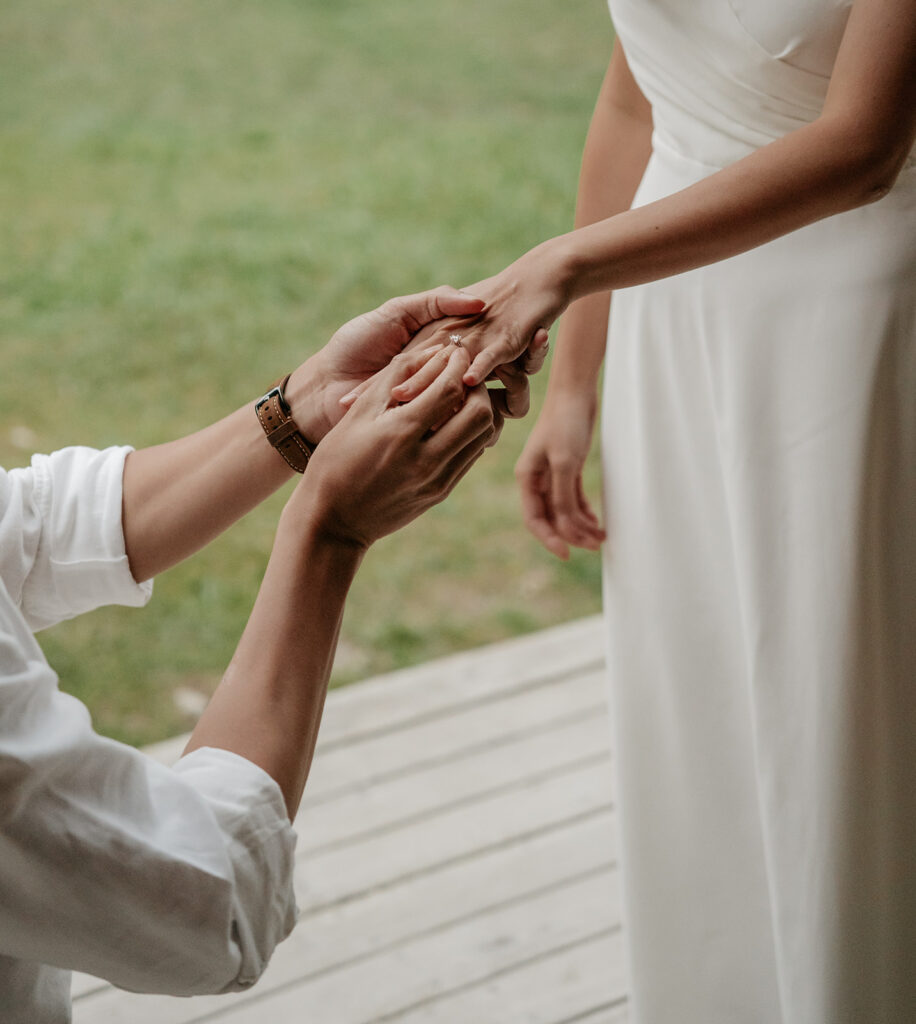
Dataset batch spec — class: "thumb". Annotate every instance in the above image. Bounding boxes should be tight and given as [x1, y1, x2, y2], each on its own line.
[382, 286, 486, 334]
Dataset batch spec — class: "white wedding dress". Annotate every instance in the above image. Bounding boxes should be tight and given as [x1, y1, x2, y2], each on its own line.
[600, 1, 916, 1021]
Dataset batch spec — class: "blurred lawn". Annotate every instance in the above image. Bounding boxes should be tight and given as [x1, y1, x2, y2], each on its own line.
[0, 0, 613, 746]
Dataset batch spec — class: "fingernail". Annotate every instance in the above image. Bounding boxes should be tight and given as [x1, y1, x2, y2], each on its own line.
[339, 391, 357, 405]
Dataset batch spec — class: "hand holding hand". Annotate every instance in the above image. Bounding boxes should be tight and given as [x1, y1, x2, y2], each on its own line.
[339, 241, 571, 418]
[282, 286, 486, 445]
[340, 309, 551, 421]
[293, 345, 499, 550]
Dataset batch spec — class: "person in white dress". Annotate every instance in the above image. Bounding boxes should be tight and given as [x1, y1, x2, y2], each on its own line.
[384, 0, 916, 1019]
[0, 285, 532, 1024]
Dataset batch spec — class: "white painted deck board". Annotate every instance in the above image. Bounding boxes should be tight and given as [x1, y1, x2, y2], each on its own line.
[72, 615, 628, 1023]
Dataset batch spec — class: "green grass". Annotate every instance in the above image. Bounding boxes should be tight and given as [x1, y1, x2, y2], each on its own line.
[0, 0, 613, 746]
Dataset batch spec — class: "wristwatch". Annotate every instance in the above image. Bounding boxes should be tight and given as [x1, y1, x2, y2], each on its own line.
[254, 373, 315, 473]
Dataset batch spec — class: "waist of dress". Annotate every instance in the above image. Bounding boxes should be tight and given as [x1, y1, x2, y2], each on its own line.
[650, 130, 916, 192]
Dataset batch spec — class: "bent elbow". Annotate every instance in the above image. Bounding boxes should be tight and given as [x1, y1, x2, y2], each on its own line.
[817, 109, 913, 209]
[845, 136, 911, 207]
[857, 158, 902, 205]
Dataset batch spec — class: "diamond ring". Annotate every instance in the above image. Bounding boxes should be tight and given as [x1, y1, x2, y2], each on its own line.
[449, 333, 463, 346]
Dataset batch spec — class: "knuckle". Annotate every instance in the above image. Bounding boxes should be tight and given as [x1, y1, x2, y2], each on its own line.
[441, 377, 464, 405]
[509, 393, 530, 419]
[376, 297, 403, 324]
[395, 349, 424, 374]
[470, 398, 493, 429]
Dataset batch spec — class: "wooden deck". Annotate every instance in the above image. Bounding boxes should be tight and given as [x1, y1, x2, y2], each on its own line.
[71, 615, 628, 1024]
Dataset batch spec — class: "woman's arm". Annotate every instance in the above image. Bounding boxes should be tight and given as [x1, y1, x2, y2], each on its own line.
[552, 0, 916, 302]
[514, 41, 652, 557]
[121, 286, 485, 583]
[545, 40, 653, 398]
[440, 0, 916, 387]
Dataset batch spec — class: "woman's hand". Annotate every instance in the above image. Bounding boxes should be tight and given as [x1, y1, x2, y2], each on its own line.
[394, 315, 551, 419]
[457, 239, 575, 387]
[515, 388, 605, 560]
[295, 344, 499, 550]
[340, 303, 553, 422]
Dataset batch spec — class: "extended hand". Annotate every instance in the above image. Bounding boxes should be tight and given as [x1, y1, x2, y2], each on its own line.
[445, 239, 571, 388]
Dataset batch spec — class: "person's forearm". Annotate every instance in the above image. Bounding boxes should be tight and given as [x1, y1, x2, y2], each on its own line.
[121, 286, 490, 583]
[183, 491, 362, 818]
[122, 360, 327, 583]
[553, 109, 910, 305]
[122, 406, 291, 583]
[550, 45, 653, 399]
[180, 344, 494, 819]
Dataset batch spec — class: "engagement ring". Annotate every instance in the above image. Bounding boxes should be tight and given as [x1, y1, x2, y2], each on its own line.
[449, 333, 463, 346]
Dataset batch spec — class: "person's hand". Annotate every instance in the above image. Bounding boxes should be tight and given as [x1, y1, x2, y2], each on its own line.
[396, 238, 571, 391]
[392, 315, 550, 418]
[339, 307, 551, 420]
[282, 286, 486, 445]
[458, 241, 572, 387]
[515, 388, 605, 560]
[292, 344, 499, 550]
[343, 239, 572, 418]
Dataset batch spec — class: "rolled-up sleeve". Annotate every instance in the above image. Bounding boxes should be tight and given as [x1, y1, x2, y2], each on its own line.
[0, 446, 152, 631]
[0, 615, 298, 995]
[0, 447, 298, 996]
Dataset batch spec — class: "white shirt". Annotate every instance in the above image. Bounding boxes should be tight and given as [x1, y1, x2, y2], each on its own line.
[0, 446, 298, 1023]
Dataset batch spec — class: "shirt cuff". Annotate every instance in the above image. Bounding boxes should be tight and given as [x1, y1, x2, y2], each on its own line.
[172, 746, 299, 988]
[24, 446, 152, 630]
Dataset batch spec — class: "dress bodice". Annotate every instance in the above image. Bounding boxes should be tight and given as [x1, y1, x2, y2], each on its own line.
[608, 0, 855, 168]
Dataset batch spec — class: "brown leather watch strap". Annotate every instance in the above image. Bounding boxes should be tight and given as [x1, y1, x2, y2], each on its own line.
[254, 373, 315, 473]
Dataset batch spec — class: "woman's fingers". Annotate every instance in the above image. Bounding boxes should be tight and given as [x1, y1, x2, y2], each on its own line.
[521, 329, 550, 376]
[393, 320, 548, 413]
[521, 471, 571, 560]
[576, 476, 605, 531]
[516, 443, 604, 558]
[489, 363, 531, 419]
[463, 320, 550, 388]
[516, 457, 571, 560]
[463, 337, 515, 388]
[549, 461, 605, 550]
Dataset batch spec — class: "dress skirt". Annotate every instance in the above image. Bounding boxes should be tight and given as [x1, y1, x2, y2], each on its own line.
[600, 140, 916, 1023]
